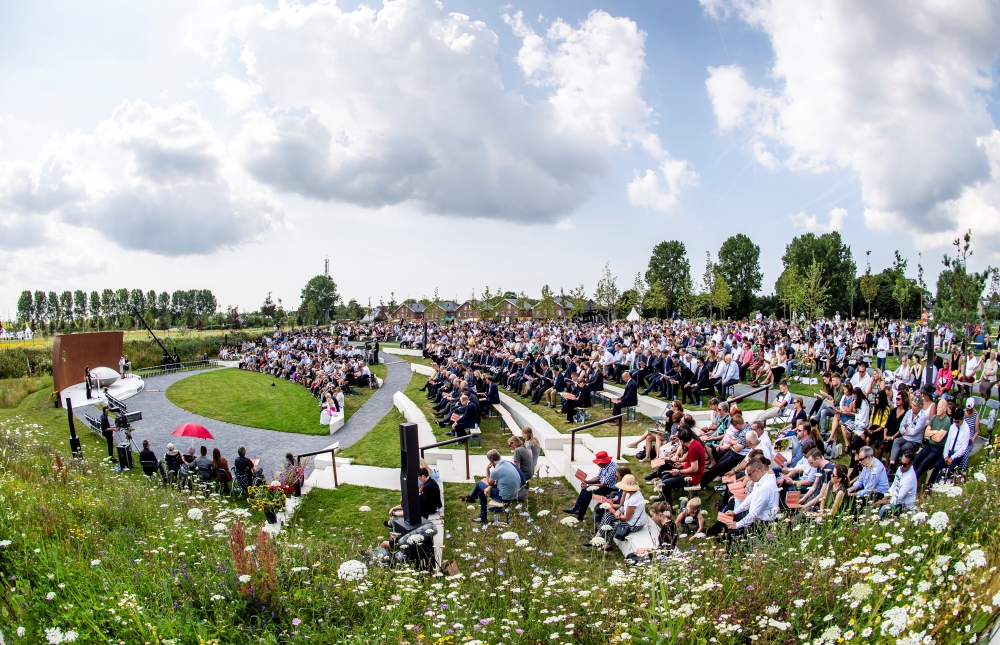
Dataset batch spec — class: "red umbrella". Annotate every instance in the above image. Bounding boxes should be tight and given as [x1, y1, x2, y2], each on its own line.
[171, 422, 215, 440]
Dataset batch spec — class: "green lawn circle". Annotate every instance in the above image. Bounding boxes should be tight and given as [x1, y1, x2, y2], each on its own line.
[165, 369, 327, 435]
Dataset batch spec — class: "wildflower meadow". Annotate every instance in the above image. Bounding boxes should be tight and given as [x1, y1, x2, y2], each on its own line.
[2, 411, 1000, 644]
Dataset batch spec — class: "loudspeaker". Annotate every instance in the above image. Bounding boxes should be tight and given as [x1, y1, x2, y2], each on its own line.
[117, 444, 134, 470]
[395, 422, 423, 534]
[66, 398, 83, 459]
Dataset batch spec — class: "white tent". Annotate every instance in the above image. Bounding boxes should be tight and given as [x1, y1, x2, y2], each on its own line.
[625, 307, 642, 322]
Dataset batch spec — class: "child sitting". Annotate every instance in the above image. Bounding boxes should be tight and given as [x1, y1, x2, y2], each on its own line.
[674, 497, 706, 538]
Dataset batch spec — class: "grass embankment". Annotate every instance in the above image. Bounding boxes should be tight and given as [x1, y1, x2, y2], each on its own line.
[402, 372, 505, 456]
[341, 408, 410, 468]
[0, 375, 54, 408]
[2, 379, 1000, 643]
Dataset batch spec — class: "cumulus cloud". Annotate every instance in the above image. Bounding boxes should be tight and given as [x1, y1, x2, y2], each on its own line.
[791, 207, 847, 234]
[703, 0, 1000, 246]
[0, 100, 282, 255]
[212, 74, 261, 113]
[194, 0, 693, 221]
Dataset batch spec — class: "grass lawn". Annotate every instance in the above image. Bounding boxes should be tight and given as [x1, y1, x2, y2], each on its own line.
[289, 484, 402, 547]
[340, 407, 410, 467]
[399, 355, 435, 368]
[166, 369, 328, 435]
[166, 366, 388, 436]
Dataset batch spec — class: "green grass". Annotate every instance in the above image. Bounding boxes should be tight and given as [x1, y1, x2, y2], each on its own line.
[0, 375, 54, 408]
[399, 354, 435, 368]
[340, 407, 410, 467]
[343, 363, 388, 421]
[289, 484, 402, 545]
[166, 369, 329, 435]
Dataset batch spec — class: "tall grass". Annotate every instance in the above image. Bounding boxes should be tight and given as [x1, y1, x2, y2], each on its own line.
[0, 375, 53, 408]
[2, 405, 1000, 644]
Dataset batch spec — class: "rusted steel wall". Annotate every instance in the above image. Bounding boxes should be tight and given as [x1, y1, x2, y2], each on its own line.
[52, 332, 124, 393]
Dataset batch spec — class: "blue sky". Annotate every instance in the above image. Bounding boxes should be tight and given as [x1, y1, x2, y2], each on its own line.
[1, 0, 999, 317]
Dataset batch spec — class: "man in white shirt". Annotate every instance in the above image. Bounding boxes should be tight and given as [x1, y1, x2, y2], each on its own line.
[757, 380, 792, 423]
[716, 353, 742, 399]
[876, 333, 891, 371]
[849, 362, 873, 397]
[889, 398, 927, 469]
[878, 451, 917, 517]
[720, 459, 779, 538]
[930, 408, 971, 485]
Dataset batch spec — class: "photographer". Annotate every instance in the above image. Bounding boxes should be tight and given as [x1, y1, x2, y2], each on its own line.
[100, 406, 115, 463]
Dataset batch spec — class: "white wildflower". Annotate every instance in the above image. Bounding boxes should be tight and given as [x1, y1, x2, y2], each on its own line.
[238, 574, 252, 584]
[45, 592, 56, 601]
[890, 535, 905, 545]
[63, 632, 77, 643]
[974, 472, 987, 482]
[515, 539, 530, 547]
[928, 511, 949, 532]
[44, 627, 64, 644]
[965, 549, 987, 569]
[590, 536, 607, 547]
[213, 523, 227, 532]
[358, 506, 371, 512]
[819, 557, 836, 570]
[90, 559, 100, 567]
[849, 583, 872, 602]
[338, 559, 367, 581]
[0, 540, 11, 547]
[500, 532, 519, 541]
[910, 511, 928, 524]
[821, 626, 842, 641]
[536, 510, 551, 517]
[560, 516, 579, 526]
[881, 606, 910, 637]
[187, 508, 203, 521]
[874, 543, 891, 552]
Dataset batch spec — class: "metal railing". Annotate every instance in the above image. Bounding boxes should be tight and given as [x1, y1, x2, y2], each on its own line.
[133, 359, 225, 379]
[296, 444, 339, 488]
[725, 384, 770, 409]
[569, 413, 624, 462]
[421, 435, 471, 481]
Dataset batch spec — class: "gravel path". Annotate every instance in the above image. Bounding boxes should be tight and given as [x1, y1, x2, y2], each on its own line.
[73, 353, 413, 478]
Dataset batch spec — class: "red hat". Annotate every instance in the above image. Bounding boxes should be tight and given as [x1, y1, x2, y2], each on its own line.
[593, 451, 612, 466]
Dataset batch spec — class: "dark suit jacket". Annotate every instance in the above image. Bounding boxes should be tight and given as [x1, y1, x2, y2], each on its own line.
[587, 369, 604, 393]
[419, 477, 442, 518]
[620, 379, 638, 406]
[483, 383, 500, 405]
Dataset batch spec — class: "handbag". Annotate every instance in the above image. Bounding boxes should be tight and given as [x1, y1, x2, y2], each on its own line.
[613, 512, 642, 541]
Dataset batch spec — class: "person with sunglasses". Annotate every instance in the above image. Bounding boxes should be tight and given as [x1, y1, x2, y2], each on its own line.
[848, 446, 889, 511]
[876, 451, 917, 518]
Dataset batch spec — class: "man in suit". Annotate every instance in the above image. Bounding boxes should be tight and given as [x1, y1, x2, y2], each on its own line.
[586, 362, 604, 393]
[478, 375, 500, 408]
[612, 370, 638, 416]
[544, 366, 565, 407]
[717, 353, 742, 399]
[452, 394, 479, 437]
[418, 468, 442, 518]
[682, 357, 704, 405]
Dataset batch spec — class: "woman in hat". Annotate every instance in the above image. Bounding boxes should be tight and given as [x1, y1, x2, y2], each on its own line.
[562, 450, 618, 522]
[593, 474, 647, 552]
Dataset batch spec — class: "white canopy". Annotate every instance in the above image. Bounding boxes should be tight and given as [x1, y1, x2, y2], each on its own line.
[626, 307, 642, 321]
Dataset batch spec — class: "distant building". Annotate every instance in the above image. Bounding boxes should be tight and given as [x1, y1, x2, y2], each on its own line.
[425, 301, 459, 322]
[531, 297, 570, 319]
[393, 302, 426, 321]
[455, 300, 479, 321]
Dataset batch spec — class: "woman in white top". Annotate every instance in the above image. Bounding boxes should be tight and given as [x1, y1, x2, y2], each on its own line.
[978, 351, 998, 400]
[597, 474, 647, 552]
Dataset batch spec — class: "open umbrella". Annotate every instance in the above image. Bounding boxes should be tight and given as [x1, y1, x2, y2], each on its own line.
[171, 422, 215, 440]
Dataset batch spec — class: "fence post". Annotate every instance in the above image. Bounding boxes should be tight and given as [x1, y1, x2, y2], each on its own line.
[570, 431, 576, 463]
[464, 439, 470, 481]
[764, 387, 769, 409]
[331, 448, 339, 488]
[616, 416, 622, 460]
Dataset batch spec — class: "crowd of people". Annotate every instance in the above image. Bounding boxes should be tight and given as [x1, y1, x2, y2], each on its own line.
[135, 440, 297, 494]
[365, 313, 990, 554]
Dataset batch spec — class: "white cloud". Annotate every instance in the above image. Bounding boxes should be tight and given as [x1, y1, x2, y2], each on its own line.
[627, 159, 699, 212]
[704, 0, 1000, 247]
[791, 207, 847, 234]
[190, 0, 692, 222]
[0, 100, 282, 255]
[212, 74, 261, 113]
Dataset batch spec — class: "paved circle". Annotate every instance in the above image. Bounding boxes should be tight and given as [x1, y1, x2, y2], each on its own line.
[74, 353, 412, 479]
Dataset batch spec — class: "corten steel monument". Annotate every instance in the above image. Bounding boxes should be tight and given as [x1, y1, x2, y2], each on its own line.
[52, 332, 124, 395]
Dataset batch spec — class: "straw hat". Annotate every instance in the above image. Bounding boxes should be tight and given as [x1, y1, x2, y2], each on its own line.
[617, 474, 640, 492]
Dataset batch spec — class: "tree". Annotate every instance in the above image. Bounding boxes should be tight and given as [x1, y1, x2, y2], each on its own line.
[643, 280, 666, 318]
[645, 240, 691, 316]
[782, 232, 856, 316]
[593, 263, 619, 321]
[677, 275, 702, 320]
[934, 230, 991, 336]
[345, 299, 365, 320]
[710, 269, 732, 318]
[47, 292, 60, 330]
[540, 284, 554, 300]
[567, 284, 590, 318]
[631, 273, 647, 314]
[90, 291, 102, 328]
[33, 290, 46, 326]
[59, 291, 73, 329]
[799, 260, 830, 318]
[16, 291, 32, 325]
[261, 292, 278, 320]
[73, 290, 87, 327]
[699, 253, 717, 319]
[716, 234, 762, 318]
[859, 271, 880, 321]
[300, 275, 340, 324]
[146, 290, 157, 317]
[776, 266, 801, 320]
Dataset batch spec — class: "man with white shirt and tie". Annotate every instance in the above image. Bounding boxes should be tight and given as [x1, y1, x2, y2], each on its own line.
[716, 353, 742, 399]
[877, 451, 917, 517]
[889, 397, 927, 473]
[928, 407, 971, 485]
[718, 458, 779, 540]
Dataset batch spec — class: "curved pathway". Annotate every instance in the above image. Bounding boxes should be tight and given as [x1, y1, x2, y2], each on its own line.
[73, 353, 413, 478]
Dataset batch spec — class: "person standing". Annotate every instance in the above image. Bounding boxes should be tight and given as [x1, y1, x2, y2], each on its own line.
[85, 366, 93, 400]
[100, 405, 115, 462]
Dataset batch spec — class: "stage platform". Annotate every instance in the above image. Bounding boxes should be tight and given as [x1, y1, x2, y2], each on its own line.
[59, 374, 145, 408]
